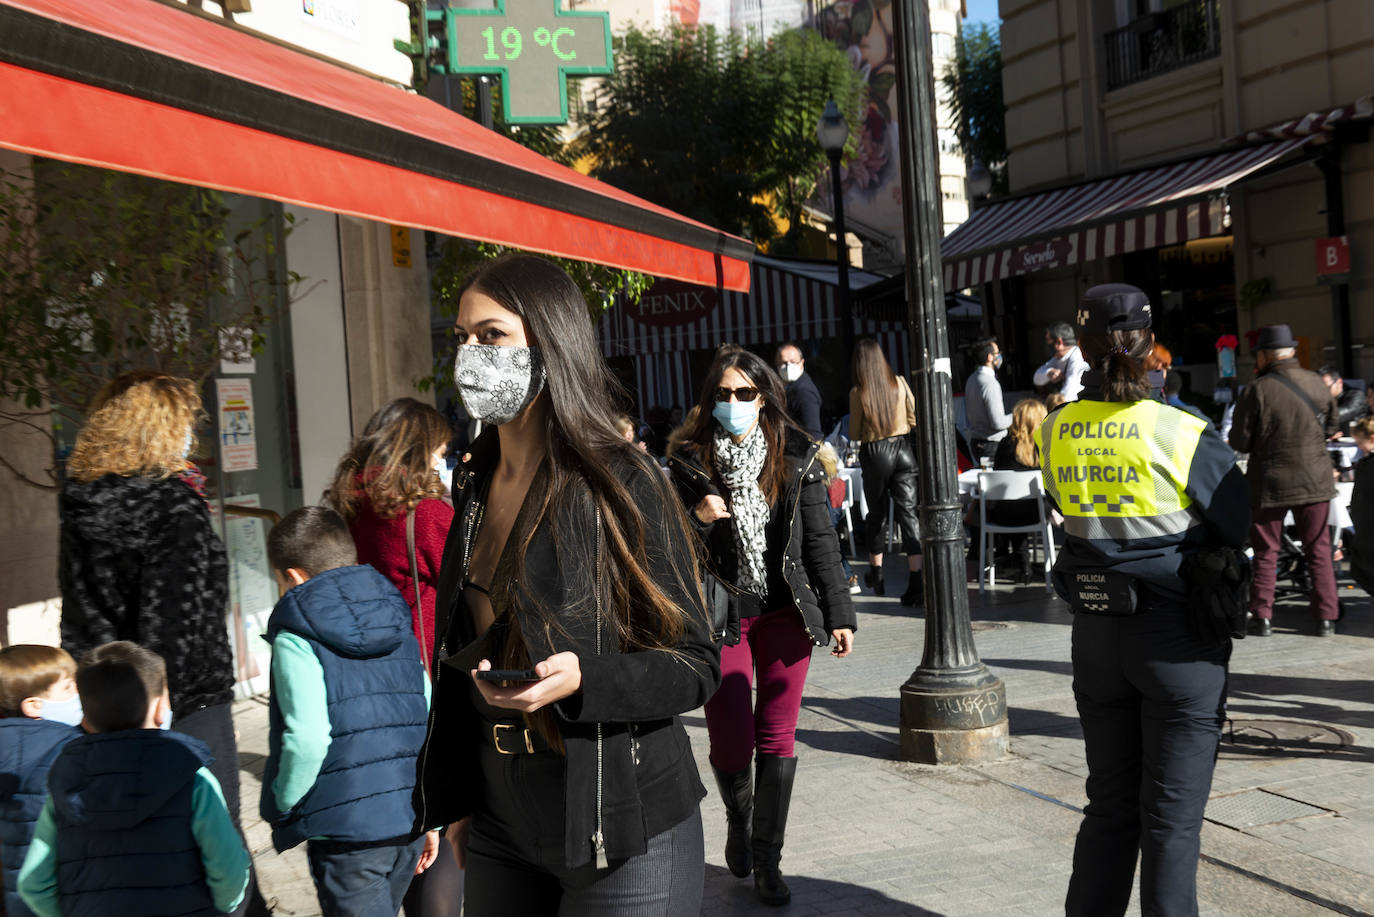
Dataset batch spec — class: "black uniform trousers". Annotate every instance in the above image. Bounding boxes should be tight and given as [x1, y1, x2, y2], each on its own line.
[1066, 605, 1230, 917]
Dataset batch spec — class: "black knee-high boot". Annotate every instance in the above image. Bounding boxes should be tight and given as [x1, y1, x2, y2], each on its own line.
[752, 755, 798, 906]
[711, 763, 753, 878]
[900, 568, 924, 607]
[865, 563, 885, 596]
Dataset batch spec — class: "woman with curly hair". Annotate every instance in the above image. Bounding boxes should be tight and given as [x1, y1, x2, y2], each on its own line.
[58, 370, 268, 910]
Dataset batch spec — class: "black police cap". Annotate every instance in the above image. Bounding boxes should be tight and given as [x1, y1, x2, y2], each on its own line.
[1076, 284, 1152, 335]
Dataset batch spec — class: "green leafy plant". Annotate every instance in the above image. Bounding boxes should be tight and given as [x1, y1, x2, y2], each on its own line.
[570, 24, 866, 247]
[941, 23, 1007, 195]
[0, 162, 302, 489]
[1238, 276, 1273, 310]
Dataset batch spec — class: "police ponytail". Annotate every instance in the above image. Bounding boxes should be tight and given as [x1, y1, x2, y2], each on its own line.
[1079, 329, 1155, 403]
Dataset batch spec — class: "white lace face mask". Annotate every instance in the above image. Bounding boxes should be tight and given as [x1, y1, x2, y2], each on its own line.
[454, 344, 547, 426]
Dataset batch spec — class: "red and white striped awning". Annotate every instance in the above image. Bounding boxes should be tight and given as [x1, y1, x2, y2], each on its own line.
[941, 136, 1314, 290]
[1227, 95, 1372, 144]
[598, 259, 909, 415]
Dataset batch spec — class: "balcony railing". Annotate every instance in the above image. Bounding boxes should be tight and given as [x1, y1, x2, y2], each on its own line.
[1103, 1, 1221, 90]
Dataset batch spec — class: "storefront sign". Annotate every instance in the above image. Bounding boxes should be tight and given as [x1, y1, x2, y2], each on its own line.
[626, 281, 720, 328]
[1014, 239, 1071, 274]
[1316, 235, 1350, 285]
[216, 377, 259, 473]
[445, 0, 613, 123]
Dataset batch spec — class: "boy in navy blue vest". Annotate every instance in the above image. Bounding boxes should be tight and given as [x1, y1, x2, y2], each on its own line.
[263, 506, 435, 917]
[1, 645, 83, 917]
[17, 641, 250, 916]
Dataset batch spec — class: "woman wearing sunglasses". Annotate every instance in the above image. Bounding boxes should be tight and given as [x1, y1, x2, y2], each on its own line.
[668, 347, 856, 906]
[850, 338, 924, 605]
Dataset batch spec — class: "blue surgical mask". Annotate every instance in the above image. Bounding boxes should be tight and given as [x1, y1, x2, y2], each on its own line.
[39, 693, 84, 727]
[433, 455, 453, 492]
[993, 353, 1004, 369]
[712, 400, 759, 437]
[160, 707, 173, 731]
[183, 431, 194, 458]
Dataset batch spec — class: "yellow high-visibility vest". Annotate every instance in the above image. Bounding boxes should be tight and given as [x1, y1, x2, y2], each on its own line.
[1036, 399, 1210, 541]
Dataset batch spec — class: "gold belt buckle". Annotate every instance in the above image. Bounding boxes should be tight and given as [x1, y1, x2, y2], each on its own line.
[492, 722, 533, 755]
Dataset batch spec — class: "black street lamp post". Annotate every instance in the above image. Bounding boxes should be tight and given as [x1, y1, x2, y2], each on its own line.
[890, 0, 1008, 763]
[817, 100, 854, 365]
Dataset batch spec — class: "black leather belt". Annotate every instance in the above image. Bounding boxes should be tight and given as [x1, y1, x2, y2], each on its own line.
[481, 720, 552, 755]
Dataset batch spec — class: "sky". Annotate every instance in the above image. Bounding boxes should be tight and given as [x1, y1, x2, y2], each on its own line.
[963, 0, 1001, 29]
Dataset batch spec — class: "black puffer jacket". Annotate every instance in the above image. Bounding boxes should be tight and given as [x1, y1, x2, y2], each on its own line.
[58, 474, 234, 719]
[668, 431, 856, 647]
[416, 430, 720, 870]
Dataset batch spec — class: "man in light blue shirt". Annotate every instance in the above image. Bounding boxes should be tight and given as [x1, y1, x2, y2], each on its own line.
[965, 337, 1012, 462]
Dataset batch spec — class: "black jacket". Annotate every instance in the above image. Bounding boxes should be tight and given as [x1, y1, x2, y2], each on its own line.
[667, 431, 856, 646]
[785, 373, 824, 439]
[1335, 385, 1369, 428]
[59, 474, 235, 719]
[416, 430, 719, 869]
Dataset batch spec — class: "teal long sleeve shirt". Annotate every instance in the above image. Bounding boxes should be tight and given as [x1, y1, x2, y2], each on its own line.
[18, 767, 250, 916]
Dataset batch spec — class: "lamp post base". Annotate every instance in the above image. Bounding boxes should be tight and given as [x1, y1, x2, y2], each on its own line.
[899, 669, 1010, 764]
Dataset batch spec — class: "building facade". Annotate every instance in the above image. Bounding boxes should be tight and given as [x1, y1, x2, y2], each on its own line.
[948, 0, 1372, 391]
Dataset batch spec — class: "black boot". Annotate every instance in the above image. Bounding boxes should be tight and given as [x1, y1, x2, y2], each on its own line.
[900, 568, 924, 607]
[865, 564, 885, 596]
[711, 763, 753, 878]
[752, 755, 797, 906]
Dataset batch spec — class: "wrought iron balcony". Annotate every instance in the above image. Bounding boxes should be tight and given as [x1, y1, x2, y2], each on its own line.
[1103, 0, 1221, 90]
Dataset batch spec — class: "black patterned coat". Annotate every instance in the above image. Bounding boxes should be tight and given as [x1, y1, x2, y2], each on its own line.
[58, 474, 235, 718]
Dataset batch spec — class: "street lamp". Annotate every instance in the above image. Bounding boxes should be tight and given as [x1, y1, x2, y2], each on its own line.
[816, 100, 854, 367]
[890, 0, 1008, 763]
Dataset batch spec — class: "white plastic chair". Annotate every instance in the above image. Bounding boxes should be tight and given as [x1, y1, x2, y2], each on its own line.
[977, 470, 1057, 595]
[839, 475, 858, 557]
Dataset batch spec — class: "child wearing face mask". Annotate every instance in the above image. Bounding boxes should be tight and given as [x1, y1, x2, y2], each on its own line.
[18, 641, 250, 917]
[0, 646, 83, 917]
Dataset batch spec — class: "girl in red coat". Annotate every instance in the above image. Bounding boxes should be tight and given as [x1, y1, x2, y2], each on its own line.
[327, 398, 455, 666]
[325, 397, 460, 917]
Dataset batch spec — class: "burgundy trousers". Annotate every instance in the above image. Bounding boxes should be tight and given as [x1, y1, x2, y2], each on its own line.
[1248, 501, 1339, 621]
[705, 607, 814, 773]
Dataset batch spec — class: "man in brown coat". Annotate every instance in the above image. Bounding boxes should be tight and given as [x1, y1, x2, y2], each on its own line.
[1229, 324, 1341, 636]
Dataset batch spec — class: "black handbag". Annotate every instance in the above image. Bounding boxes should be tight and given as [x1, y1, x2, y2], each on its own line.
[702, 570, 731, 643]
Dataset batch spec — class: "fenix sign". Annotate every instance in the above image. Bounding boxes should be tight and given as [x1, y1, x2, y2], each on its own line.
[627, 281, 721, 328]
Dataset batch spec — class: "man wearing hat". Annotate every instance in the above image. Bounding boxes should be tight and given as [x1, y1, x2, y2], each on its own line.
[1038, 284, 1249, 917]
[1228, 324, 1340, 636]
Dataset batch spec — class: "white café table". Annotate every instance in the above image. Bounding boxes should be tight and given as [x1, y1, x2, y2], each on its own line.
[838, 465, 867, 517]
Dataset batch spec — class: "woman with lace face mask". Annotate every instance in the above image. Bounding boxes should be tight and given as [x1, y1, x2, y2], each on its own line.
[666, 347, 857, 906]
[418, 255, 719, 916]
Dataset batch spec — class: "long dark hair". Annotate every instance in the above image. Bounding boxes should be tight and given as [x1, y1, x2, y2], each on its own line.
[679, 348, 803, 505]
[852, 338, 900, 435]
[1078, 329, 1155, 403]
[457, 254, 700, 656]
[325, 398, 451, 521]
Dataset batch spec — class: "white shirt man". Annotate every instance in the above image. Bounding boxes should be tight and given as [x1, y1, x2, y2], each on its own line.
[1034, 321, 1089, 401]
[964, 338, 1012, 461]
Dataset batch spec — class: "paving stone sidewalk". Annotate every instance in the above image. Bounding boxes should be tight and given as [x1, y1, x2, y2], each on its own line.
[236, 568, 1374, 916]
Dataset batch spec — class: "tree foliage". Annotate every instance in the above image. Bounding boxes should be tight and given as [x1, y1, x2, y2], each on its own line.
[941, 23, 1008, 194]
[0, 163, 299, 489]
[571, 24, 867, 246]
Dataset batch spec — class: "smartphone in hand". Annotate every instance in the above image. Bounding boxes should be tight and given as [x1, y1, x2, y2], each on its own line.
[473, 668, 543, 684]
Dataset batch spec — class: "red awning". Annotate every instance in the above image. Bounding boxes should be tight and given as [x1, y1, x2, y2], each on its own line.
[941, 137, 1314, 290]
[0, 0, 753, 290]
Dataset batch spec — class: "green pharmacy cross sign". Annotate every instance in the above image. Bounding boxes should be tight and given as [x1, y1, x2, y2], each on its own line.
[445, 0, 613, 125]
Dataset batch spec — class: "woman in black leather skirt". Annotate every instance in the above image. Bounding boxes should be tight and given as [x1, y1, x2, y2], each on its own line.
[848, 339, 924, 606]
[416, 255, 720, 916]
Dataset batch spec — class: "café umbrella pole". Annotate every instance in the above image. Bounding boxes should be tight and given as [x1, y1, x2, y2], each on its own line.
[891, 0, 1009, 763]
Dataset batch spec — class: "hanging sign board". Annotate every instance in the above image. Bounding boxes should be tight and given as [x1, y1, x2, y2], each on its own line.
[445, 0, 613, 124]
[1316, 235, 1350, 286]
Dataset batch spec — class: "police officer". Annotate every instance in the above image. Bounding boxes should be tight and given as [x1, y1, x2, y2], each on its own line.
[1037, 284, 1249, 916]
